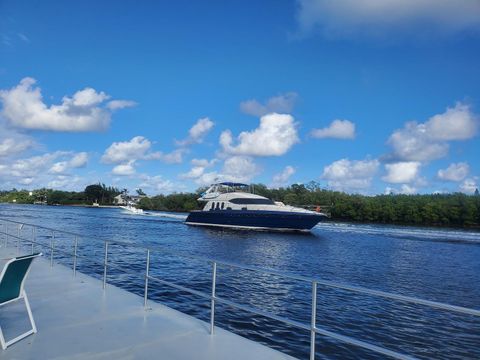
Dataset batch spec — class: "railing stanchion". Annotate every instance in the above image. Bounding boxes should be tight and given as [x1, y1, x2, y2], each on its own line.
[103, 241, 109, 290]
[144, 249, 150, 308]
[310, 281, 317, 360]
[210, 261, 217, 335]
[5, 223, 8, 247]
[50, 231, 55, 267]
[73, 236, 78, 276]
[31, 226, 35, 254]
[17, 224, 20, 253]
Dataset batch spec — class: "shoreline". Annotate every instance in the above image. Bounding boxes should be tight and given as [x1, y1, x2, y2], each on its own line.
[1, 202, 479, 231]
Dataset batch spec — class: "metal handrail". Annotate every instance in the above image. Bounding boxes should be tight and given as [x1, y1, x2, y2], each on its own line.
[1, 217, 479, 360]
[4, 217, 477, 316]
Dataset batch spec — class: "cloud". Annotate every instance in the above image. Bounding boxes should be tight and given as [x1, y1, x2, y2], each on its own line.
[18, 33, 29, 43]
[271, 166, 296, 187]
[0, 151, 89, 189]
[296, 0, 480, 38]
[193, 171, 221, 186]
[437, 162, 469, 182]
[102, 136, 185, 175]
[311, 119, 356, 139]
[222, 156, 259, 183]
[387, 121, 449, 162]
[106, 100, 137, 110]
[69, 152, 88, 168]
[0, 137, 34, 157]
[102, 136, 152, 164]
[112, 161, 136, 176]
[0, 77, 135, 132]
[220, 113, 299, 156]
[2, 153, 59, 178]
[176, 117, 214, 146]
[180, 158, 217, 180]
[50, 152, 89, 174]
[384, 184, 418, 195]
[386, 102, 478, 162]
[426, 103, 478, 140]
[47, 175, 83, 189]
[382, 161, 421, 183]
[150, 149, 186, 164]
[459, 178, 478, 194]
[240, 92, 298, 117]
[181, 156, 258, 186]
[138, 174, 177, 193]
[321, 158, 379, 191]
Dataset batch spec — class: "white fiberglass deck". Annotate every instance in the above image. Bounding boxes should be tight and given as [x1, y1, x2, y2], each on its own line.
[0, 246, 295, 360]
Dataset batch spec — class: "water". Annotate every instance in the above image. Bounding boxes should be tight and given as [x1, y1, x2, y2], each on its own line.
[1, 204, 479, 359]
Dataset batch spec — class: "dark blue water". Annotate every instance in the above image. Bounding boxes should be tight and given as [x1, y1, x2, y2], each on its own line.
[1, 204, 479, 359]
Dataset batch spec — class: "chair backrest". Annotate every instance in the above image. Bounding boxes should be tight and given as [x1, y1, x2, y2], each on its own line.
[0, 253, 42, 304]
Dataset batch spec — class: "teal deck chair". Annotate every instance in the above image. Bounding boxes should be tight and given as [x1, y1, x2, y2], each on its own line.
[0, 253, 42, 350]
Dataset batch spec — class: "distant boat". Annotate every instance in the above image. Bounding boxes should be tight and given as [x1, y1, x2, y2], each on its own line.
[92, 201, 100, 207]
[120, 203, 144, 214]
[185, 182, 327, 232]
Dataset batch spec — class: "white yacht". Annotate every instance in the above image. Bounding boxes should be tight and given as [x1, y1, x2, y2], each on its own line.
[185, 182, 327, 231]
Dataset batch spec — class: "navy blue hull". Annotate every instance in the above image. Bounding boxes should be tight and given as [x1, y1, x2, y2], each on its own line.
[185, 210, 325, 231]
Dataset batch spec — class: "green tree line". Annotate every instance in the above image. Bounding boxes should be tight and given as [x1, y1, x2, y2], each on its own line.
[0, 183, 121, 206]
[1, 182, 479, 228]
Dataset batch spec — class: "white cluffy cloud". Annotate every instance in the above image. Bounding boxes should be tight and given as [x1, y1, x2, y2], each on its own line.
[0, 137, 34, 157]
[296, 0, 480, 38]
[102, 136, 183, 165]
[221, 113, 299, 156]
[221, 156, 259, 183]
[240, 92, 298, 117]
[176, 117, 214, 146]
[106, 100, 137, 110]
[112, 161, 136, 176]
[102, 136, 184, 176]
[181, 156, 259, 186]
[271, 166, 296, 187]
[311, 119, 356, 139]
[50, 152, 88, 174]
[0, 151, 89, 189]
[387, 102, 478, 162]
[437, 162, 469, 182]
[321, 158, 379, 191]
[460, 178, 478, 194]
[102, 136, 152, 164]
[0, 77, 135, 132]
[180, 158, 217, 180]
[138, 174, 177, 194]
[382, 161, 421, 184]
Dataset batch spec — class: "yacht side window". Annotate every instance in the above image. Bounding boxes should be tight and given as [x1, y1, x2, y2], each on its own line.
[215, 202, 220, 210]
[221, 202, 224, 210]
[210, 202, 215, 210]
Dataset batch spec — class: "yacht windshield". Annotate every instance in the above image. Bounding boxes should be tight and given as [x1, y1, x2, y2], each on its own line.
[229, 198, 275, 205]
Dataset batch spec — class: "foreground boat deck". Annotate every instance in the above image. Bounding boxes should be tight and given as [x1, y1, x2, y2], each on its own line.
[0, 246, 294, 360]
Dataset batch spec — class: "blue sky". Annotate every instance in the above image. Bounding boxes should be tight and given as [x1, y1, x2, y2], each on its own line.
[1, 0, 479, 195]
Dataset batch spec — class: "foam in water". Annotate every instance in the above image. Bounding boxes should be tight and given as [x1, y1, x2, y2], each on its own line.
[315, 222, 480, 243]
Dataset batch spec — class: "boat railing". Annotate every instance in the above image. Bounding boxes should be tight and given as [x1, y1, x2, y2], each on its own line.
[0, 217, 478, 360]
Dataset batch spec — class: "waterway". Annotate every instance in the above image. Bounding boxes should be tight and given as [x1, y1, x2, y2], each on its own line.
[0, 204, 479, 359]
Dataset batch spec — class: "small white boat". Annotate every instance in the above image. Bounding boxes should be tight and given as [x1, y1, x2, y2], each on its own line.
[120, 203, 144, 214]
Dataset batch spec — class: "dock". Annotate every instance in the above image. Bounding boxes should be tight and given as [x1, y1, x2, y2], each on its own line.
[0, 245, 294, 360]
